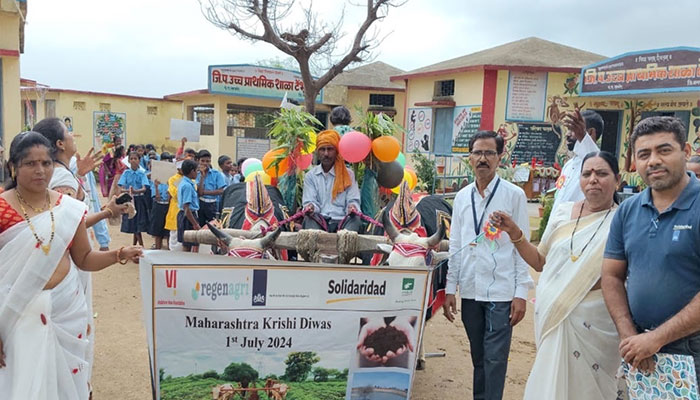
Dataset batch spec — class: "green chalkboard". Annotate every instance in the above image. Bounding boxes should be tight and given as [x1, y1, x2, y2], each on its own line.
[511, 123, 562, 166]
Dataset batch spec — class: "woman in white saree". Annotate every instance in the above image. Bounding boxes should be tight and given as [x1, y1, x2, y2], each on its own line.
[0, 132, 142, 400]
[491, 151, 622, 400]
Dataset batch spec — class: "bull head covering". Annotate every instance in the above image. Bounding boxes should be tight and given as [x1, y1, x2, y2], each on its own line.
[316, 130, 352, 200]
[243, 173, 275, 229]
[389, 181, 423, 234]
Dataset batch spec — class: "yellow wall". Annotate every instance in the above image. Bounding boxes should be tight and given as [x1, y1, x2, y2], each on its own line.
[0, 11, 22, 150]
[20, 90, 184, 155]
[344, 88, 406, 133]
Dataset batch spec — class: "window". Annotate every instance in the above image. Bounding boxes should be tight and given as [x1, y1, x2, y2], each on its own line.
[99, 103, 111, 112]
[225, 105, 277, 138]
[73, 101, 86, 111]
[434, 79, 455, 97]
[190, 104, 214, 136]
[45, 99, 56, 118]
[369, 94, 395, 108]
[147, 106, 158, 115]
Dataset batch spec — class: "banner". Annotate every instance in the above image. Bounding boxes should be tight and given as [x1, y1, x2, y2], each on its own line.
[140, 252, 431, 400]
[451, 105, 482, 153]
[581, 47, 700, 96]
[405, 108, 432, 153]
[208, 64, 323, 103]
[93, 111, 126, 150]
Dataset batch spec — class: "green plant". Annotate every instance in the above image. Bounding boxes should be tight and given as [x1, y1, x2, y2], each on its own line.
[537, 195, 554, 240]
[412, 151, 437, 193]
[354, 107, 405, 140]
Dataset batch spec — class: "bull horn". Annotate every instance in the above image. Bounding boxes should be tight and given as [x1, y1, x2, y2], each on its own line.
[382, 211, 399, 241]
[425, 220, 446, 248]
[260, 227, 281, 249]
[206, 222, 234, 246]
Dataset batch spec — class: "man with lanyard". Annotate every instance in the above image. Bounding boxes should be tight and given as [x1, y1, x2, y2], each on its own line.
[302, 129, 361, 233]
[603, 116, 700, 386]
[195, 149, 226, 226]
[443, 130, 533, 400]
[551, 109, 603, 213]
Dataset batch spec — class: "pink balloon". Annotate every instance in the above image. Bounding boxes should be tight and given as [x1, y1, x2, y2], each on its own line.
[338, 131, 371, 163]
[296, 153, 313, 170]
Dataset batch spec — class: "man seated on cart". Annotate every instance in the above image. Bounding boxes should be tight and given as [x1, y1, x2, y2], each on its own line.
[301, 129, 361, 233]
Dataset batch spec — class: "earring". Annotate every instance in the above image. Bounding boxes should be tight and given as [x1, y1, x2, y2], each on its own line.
[11, 168, 16, 180]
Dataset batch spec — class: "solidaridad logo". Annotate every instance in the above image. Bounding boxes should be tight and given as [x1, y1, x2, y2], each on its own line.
[191, 278, 250, 301]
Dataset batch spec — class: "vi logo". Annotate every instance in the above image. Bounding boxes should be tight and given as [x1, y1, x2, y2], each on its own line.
[165, 270, 177, 295]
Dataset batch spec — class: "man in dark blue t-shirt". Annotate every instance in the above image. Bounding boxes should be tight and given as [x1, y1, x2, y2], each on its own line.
[603, 116, 700, 383]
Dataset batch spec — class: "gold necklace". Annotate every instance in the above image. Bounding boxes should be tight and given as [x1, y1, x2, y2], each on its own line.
[16, 188, 49, 213]
[569, 201, 613, 262]
[15, 190, 55, 255]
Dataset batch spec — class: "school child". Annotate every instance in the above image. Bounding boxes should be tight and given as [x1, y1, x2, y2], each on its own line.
[177, 159, 200, 252]
[195, 149, 226, 225]
[119, 151, 151, 246]
[148, 152, 173, 249]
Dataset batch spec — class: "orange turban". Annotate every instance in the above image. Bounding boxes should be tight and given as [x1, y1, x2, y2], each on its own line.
[316, 130, 352, 200]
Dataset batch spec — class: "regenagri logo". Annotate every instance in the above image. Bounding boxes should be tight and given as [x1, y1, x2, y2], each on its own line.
[191, 278, 250, 301]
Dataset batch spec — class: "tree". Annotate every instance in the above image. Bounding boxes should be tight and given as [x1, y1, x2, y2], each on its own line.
[202, 0, 403, 114]
[338, 368, 349, 381]
[312, 367, 329, 382]
[283, 351, 320, 382]
[159, 368, 165, 382]
[201, 370, 220, 379]
[222, 362, 259, 386]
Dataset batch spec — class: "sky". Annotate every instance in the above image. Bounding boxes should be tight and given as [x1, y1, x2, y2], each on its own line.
[20, 0, 700, 98]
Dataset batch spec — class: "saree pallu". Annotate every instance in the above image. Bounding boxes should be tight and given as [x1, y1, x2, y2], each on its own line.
[524, 202, 621, 400]
[0, 195, 90, 399]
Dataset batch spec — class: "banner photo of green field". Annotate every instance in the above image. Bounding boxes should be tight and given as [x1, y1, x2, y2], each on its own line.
[139, 252, 431, 400]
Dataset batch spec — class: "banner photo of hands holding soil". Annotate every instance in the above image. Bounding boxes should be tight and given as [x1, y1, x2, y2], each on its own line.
[139, 252, 431, 400]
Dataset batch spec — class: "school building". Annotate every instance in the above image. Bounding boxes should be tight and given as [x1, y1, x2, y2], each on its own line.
[0, 0, 26, 150]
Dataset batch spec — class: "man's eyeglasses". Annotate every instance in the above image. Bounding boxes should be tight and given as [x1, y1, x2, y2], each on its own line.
[470, 150, 498, 159]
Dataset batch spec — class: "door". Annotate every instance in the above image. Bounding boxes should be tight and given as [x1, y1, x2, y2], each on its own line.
[433, 107, 453, 155]
[592, 109, 622, 158]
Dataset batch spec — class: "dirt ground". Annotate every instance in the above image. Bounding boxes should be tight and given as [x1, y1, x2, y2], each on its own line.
[92, 223, 538, 400]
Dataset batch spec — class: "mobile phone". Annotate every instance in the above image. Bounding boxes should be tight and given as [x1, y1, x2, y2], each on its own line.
[116, 192, 133, 205]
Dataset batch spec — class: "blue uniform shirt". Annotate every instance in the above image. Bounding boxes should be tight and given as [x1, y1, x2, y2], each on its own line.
[140, 155, 150, 171]
[118, 168, 149, 191]
[151, 181, 170, 202]
[177, 177, 200, 211]
[604, 174, 700, 330]
[196, 169, 227, 201]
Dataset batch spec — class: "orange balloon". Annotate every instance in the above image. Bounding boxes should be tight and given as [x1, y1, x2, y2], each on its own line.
[262, 148, 289, 178]
[371, 136, 400, 162]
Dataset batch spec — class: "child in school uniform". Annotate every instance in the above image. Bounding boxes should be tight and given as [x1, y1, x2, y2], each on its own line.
[119, 151, 151, 246]
[177, 159, 200, 252]
[148, 152, 173, 249]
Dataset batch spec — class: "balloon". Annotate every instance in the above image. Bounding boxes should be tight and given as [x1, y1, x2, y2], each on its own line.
[377, 161, 404, 189]
[295, 153, 313, 170]
[262, 149, 289, 177]
[371, 136, 400, 162]
[243, 159, 263, 177]
[240, 158, 258, 177]
[338, 131, 371, 163]
[405, 167, 418, 190]
[396, 152, 406, 168]
[248, 170, 271, 185]
[391, 170, 416, 194]
[301, 131, 317, 155]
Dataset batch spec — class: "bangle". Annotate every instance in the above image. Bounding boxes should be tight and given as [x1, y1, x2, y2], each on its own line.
[103, 207, 114, 218]
[510, 230, 525, 244]
[116, 246, 128, 265]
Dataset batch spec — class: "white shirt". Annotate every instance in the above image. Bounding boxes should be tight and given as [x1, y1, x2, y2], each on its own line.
[302, 165, 360, 221]
[446, 175, 534, 301]
[551, 134, 599, 214]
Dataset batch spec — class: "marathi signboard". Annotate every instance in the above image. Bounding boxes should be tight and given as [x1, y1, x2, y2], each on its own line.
[451, 105, 482, 153]
[208, 64, 323, 103]
[506, 71, 548, 122]
[405, 108, 433, 152]
[236, 137, 271, 160]
[511, 123, 561, 166]
[140, 252, 430, 400]
[581, 47, 700, 96]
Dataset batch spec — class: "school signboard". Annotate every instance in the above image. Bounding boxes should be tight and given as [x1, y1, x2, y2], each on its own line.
[140, 251, 431, 400]
[208, 64, 323, 103]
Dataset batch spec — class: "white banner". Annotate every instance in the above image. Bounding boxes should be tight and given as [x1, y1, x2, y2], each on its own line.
[505, 71, 548, 122]
[140, 252, 430, 400]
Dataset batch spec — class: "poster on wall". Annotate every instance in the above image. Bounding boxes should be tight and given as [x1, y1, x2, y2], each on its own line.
[405, 108, 433, 153]
[209, 64, 323, 103]
[505, 71, 548, 122]
[140, 252, 430, 400]
[63, 117, 74, 132]
[93, 112, 126, 150]
[451, 105, 482, 153]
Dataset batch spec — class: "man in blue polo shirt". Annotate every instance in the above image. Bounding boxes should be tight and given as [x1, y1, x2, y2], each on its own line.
[195, 149, 227, 226]
[602, 116, 700, 384]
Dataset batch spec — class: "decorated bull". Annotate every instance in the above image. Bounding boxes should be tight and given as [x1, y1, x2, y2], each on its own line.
[207, 222, 281, 259]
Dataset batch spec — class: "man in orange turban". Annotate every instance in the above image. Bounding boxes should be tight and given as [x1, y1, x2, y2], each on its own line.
[302, 130, 361, 233]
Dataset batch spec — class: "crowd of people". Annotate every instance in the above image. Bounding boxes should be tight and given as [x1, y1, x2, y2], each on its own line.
[1, 107, 700, 400]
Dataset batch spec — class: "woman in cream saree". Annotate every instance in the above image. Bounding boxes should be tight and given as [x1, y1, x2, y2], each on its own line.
[492, 151, 623, 400]
[0, 131, 142, 399]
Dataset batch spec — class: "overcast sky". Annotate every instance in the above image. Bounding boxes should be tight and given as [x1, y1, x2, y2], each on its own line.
[20, 0, 700, 98]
